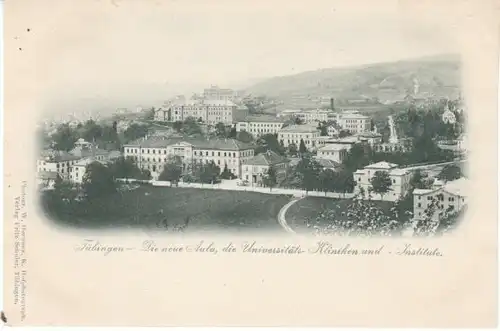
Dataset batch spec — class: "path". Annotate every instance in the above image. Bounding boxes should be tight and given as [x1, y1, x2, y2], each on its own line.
[277, 196, 304, 234]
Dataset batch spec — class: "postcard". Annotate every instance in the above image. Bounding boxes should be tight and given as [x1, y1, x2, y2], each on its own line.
[3, 0, 498, 327]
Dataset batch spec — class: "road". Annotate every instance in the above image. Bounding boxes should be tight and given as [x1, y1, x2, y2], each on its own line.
[276, 197, 304, 234]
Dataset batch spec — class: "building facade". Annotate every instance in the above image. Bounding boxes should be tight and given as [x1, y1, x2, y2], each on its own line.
[241, 150, 289, 186]
[236, 116, 285, 138]
[203, 85, 235, 101]
[124, 137, 255, 179]
[333, 111, 371, 134]
[353, 161, 412, 201]
[154, 99, 237, 125]
[412, 178, 468, 221]
[316, 144, 349, 163]
[277, 125, 321, 149]
[295, 109, 331, 123]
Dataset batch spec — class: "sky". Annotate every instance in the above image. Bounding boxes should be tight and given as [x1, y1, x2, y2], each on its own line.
[9, 0, 459, 116]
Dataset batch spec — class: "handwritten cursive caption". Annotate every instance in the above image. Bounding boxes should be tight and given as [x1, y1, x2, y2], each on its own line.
[75, 239, 443, 257]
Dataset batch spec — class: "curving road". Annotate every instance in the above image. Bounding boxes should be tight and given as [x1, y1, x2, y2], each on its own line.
[277, 196, 304, 234]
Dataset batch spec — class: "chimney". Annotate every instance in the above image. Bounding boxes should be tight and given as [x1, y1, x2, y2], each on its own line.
[330, 98, 335, 111]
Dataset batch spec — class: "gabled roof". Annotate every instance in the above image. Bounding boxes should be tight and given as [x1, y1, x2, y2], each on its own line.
[243, 150, 289, 166]
[315, 158, 341, 169]
[318, 144, 348, 152]
[124, 137, 255, 151]
[279, 125, 320, 133]
[443, 177, 468, 197]
[43, 151, 82, 162]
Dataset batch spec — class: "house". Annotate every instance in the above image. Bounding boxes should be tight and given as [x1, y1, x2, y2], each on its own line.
[413, 178, 468, 221]
[316, 144, 349, 163]
[332, 110, 371, 134]
[277, 125, 320, 150]
[355, 132, 383, 145]
[353, 161, 412, 201]
[236, 116, 285, 138]
[442, 107, 457, 124]
[241, 150, 290, 186]
[295, 109, 331, 123]
[37, 171, 60, 190]
[123, 137, 255, 179]
[69, 159, 105, 184]
[36, 151, 82, 180]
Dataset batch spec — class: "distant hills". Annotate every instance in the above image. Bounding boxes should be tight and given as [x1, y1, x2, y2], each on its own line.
[244, 54, 462, 107]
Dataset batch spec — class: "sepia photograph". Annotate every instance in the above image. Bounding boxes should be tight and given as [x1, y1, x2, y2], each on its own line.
[4, 0, 498, 327]
[35, 7, 468, 238]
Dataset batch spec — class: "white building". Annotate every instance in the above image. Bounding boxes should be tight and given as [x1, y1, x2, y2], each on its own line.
[413, 178, 468, 221]
[236, 116, 285, 138]
[355, 132, 383, 145]
[277, 109, 302, 118]
[295, 109, 331, 123]
[333, 110, 371, 134]
[316, 144, 349, 163]
[123, 137, 255, 179]
[154, 99, 238, 125]
[203, 85, 235, 101]
[37, 151, 82, 180]
[241, 150, 290, 186]
[314, 136, 359, 151]
[277, 125, 321, 150]
[353, 161, 412, 201]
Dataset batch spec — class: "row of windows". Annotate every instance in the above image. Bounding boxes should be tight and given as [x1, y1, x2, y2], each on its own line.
[418, 195, 463, 202]
[279, 134, 316, 139]
[249, 123, 282, 127]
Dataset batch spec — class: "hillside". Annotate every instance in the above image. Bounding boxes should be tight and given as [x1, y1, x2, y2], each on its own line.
[244, 54, 461, 107]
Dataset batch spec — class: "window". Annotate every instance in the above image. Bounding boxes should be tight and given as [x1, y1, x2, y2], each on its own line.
[218, 152, 221, 157]
[427, 196, 432, 200]
[417, 203, 421, 208]
[392, 179, 396, 184]
[449, 197, 455, 202]
[212, 152, 214, 156]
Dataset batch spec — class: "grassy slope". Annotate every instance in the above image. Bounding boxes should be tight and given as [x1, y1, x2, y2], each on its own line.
[45, 186, 291, 232]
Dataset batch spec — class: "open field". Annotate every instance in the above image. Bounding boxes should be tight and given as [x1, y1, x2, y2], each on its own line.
[285, 197, 399, 233]
[41, 186, 291, 234]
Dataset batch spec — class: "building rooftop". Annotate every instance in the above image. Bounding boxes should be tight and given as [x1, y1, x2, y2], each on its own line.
[279, 125, 320, 133]
[315, 158, 341, 169]
[43, 151, 82, 162]
[318, 144, 349, 152]
[340, 113, 369, 119]
[241, 115, 284, 123]
[243, 150, 289, 166]
[124, 137, 255, 151]
[356, 132, 382, 138]
[365, 161, 399, 170]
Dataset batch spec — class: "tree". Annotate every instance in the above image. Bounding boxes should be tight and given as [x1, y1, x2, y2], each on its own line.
[172, 121, 183, 132]
[370, 119, 375, 131]
[82, 119, 103, 142]
[410, 169, 433, 190]
[343, 143, 371, 172]
[296, 157, 322, 193]
[228, 126, 237, 138]
[308, 199, 405, 237]
[288, 143, 298, 156]
[236, 131, 254, 143]
[317, 122, 328, 136]
[82, 162, 116, 200]
[220, 164, 235, 180]
[199, 161, 221, 184]
[182, 117, 203, 136]
[262, 165, 277, 191]
[336, 170, 355, 196]
[158, 156, 183, 186]
[215, 122, 228, 138]
[437, 164, 463, 182]
[370, 171, 392, 200]
[319, 169, 337, 195]
[255, 134, 285, 155]
[338, 130, 351, 138]
[52, 124, 78, 151]
[109, 156, 142, 180]
[124, 123, 149, 142]
[293, 116, 304, 125]
[299, 139, 307, 155]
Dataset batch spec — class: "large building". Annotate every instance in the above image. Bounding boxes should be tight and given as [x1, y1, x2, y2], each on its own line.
[241, 150, 289, 186]
[236, 116, 285, 138]
[334, 110, 371, 134]
[37, 151, 82, 180]
[203, 85, 235, 101]
[154, 99, 238, 125]
[353, 161, 412, 201]
[295, 109, 331, 123]
[277, 125, 321, 150]
[123, 137, 255, 179]
[413, 178, 468, 221]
